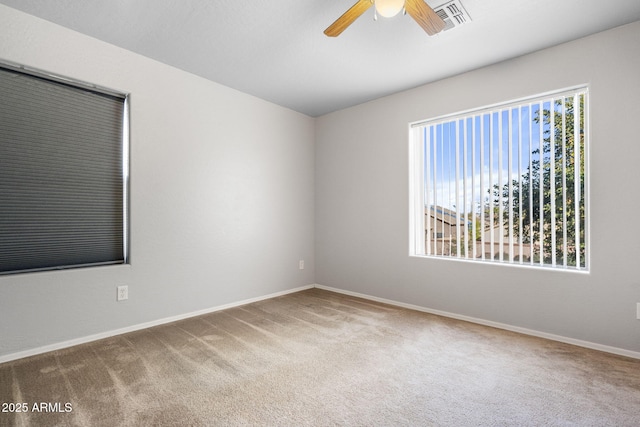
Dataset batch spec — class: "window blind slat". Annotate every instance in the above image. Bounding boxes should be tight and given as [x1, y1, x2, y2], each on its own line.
[574, 94, 582, 269]
[528, 103, 534, 264]
[479, 115, 485, 260]
[561, 100, 568, 267]
[538, 102, 544, 266]
[455, 120, 461, 258]
[489, 113, 495, 260]
[471, 117, 477, 259]
[425, 128, 431, 256]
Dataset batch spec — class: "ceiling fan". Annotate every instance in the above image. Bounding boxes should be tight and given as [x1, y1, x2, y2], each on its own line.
[324, 0, 446, 37]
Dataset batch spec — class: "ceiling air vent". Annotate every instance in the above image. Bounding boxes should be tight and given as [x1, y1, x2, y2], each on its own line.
[433, 0, 471, 32]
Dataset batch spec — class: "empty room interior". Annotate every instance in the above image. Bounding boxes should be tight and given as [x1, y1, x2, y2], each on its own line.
[1, 0, 640, 425]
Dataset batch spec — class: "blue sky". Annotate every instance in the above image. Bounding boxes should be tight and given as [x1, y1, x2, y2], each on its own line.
[423, 102, 552, 214]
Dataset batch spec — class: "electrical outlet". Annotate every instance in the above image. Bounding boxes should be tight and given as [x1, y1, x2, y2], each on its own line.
[299, 260, 305, 270]
[117, 285, 128, 301]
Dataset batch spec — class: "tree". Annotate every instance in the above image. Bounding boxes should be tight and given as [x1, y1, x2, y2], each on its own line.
[489, 95, 586, 267]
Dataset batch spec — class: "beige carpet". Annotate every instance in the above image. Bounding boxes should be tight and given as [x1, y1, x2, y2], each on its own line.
[1, 288, 639, 426]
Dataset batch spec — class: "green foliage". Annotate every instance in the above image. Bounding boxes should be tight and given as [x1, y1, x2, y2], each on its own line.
[488, 96, 586, 267]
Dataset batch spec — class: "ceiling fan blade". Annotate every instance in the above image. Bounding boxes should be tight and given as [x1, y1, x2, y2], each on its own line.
[324, 0, 373, 37]
[404, 0, 446, 36]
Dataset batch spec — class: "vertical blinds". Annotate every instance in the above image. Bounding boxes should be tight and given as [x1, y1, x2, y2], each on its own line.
[411, 87, 587, 270]
[0, 65, 127, 275]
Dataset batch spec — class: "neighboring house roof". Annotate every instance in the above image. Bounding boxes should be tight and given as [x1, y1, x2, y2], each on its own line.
[426, 205, 512, 238]
[425, 206, 470, 227]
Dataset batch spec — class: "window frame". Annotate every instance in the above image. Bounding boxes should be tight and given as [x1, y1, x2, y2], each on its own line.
[409, 86, 589, 272]
[0, 61, 130, 275]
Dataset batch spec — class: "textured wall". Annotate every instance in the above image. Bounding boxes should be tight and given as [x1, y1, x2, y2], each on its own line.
[0, 5, 315, 359]
[315, 21, 640, 354]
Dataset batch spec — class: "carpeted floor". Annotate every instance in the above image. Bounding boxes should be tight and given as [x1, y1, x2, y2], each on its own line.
[1, 288, 639, 426]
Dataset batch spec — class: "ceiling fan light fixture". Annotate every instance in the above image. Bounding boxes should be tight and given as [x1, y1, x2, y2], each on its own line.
[375, 0, 405, 18]
[324, 0, 445, 37]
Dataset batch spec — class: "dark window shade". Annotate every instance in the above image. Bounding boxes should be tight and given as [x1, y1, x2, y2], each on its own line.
[0, 66, 127, 275]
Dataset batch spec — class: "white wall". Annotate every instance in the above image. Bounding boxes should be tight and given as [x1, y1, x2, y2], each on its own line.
[316, 21, 640, 354]
[1, 4, 639, 361]
[0, 5, 315, 359]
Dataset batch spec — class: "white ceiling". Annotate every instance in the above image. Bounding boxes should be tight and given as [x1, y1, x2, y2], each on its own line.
[2, 0, 640, 117]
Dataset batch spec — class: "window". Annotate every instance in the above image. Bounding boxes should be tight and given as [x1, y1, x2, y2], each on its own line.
[0, 63, 129, 275]
[409, 87, 588, 270]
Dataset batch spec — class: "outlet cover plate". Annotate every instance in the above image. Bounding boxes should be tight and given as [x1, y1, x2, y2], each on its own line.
[117, 285, 128, 301]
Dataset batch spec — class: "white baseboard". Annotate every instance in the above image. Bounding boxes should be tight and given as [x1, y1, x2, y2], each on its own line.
[3, 283, 637, 364]
[0, 284, 315, 364]
[314, 284, 640, 360]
